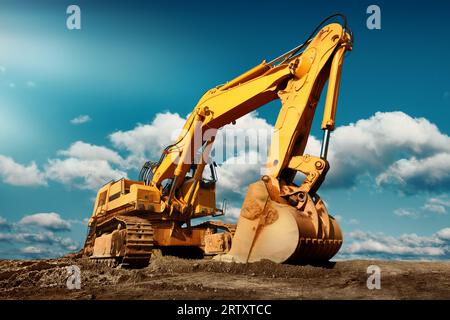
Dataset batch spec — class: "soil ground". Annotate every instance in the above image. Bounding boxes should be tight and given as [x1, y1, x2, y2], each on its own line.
[0, 256, 449, 300]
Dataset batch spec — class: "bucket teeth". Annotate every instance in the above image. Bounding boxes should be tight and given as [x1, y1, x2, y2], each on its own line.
[289, 238, 343, 263]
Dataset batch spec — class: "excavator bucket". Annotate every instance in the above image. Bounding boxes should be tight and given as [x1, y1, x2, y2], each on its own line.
[217, 180, 342, 264]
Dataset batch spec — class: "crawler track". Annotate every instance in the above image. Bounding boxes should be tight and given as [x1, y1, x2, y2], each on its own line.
[84, 215, 156, 267]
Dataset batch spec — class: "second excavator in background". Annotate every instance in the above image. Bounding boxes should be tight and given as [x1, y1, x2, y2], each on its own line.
[82, 14, 353, 267]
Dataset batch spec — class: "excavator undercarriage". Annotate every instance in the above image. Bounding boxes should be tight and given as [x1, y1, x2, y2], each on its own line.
[82, 15, 352, 268]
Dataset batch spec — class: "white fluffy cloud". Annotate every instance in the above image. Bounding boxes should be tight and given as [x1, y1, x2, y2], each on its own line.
[70, 114, 91, 125]
[20, 246, 43, 254]
[4, 111, 449, 195]
[436, 228, 450, 241]
[338, 228, 450, 260]
[184, 111, 450, 195]
[0, 211, 79, 258]
[394, 208, 418, 219]
[109, 111, 274, 169]
[110, 112, 186, 168]
[43, 140, 128, 190]
[203, 113, 273, 208]
[45, 157, 127, 190]
[212, 112, 273, 163]
[18, 212, 71, 231]
[111, 111, 273, 210]
[0, 141, 128, 191]
[106, 111, 450, 215]
[224, 206, 242, 219]
[210, 111, 450, 211]
[0, 226, 79, 258]
[216, 152, 264, 207]
[0, 155, 47, 187]
[394, 195, 450, 220]
[58, 141, 124, 165]
[423, 196, 450, 214]
[376, 153, 450, 193]
[323, 111, 450, 190]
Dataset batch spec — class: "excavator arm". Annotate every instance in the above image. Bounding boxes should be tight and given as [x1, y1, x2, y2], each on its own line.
[148, 21, 351, 223]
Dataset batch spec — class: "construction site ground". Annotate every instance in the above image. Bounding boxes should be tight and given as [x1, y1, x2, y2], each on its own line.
[0, 255, 449, 299]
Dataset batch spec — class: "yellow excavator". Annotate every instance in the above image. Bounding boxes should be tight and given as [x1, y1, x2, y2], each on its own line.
[82, 14, 353, 267]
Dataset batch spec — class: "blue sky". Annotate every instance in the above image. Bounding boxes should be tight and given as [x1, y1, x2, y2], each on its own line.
[0, 0, 449, 260]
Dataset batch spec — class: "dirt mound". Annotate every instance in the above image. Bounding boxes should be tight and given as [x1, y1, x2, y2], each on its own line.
[0, 256, 449, 299]
[147, 255, 335, 278]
